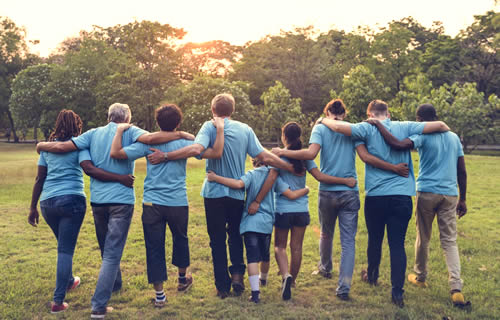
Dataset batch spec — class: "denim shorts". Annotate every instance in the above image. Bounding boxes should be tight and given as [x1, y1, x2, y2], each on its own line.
[243, 232, 271, 263]
[274, 212, 310, 229]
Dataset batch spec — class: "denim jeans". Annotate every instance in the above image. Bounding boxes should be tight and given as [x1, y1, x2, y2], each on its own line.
[364, 195, 413, 298]
[40, 194, 86, 304]
[318, 190, 360, 295]
[90, 204, 134, 312]
[142, 204, 190, 284]
[204, 197, 245, 292]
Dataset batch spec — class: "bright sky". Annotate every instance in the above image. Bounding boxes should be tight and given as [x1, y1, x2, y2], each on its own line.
[3, 0, 498, 57]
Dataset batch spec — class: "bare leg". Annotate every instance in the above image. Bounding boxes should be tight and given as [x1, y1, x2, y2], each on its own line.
[290, 226, 307, 282]
[274, 227, 290, 279]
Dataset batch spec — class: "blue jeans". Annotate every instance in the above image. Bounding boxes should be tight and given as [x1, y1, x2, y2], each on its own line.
[40, 194, 86, 304]
[90, 204, 134, 312]
[318, 190, 360, 295]
[364, 195, 413, 298]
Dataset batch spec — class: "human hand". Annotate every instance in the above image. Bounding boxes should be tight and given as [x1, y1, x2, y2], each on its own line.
[248, 201, 260, 215]
[364, 118, 379, 126]
[147, 148, 166, 165]
[304, 186, 310, 195]
[207, 170, 217, 182]
[271, 147, 284, 157]
[180, 131, 195, 141]
[117, 123, 132, 131]
[119, 174, 135, 188]
[315, 117, 324, 125]
[456, 200, 467, 218]
[212, 117, 225, 129]
[345, 178, 357, 188]
[35, 142, 45, 154]
[28, 207, 39, 227]
[394, 163, 409, 177]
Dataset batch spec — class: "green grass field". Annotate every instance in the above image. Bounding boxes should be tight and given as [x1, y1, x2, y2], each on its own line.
[0, 142, 499, 319]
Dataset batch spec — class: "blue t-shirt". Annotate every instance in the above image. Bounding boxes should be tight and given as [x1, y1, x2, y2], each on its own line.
[309, 123, 359, 191]
[37, 149, 89, 201]
[122, 139, 194, 206]
[409, 131, 464, 196]
[239, 166, 288, 235]
[71, 122, 147, 204]
[274, 158, 316, 214]
[195, 118, 265, 200]
[350, 119, 425, 196]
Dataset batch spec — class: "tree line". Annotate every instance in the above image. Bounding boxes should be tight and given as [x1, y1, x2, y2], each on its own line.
[0, 11, 499, 151]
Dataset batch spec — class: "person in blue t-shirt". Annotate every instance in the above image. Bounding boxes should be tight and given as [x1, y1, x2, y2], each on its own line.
[29, 109, 134, 315]
[109, 104, 225, 308]
[36, 103, 192, 318]
[270, 100, 408, 301]
[146, 94, 295, 298]
[364, 104, 469, 308]
[319, 99, 450, 307]
[206, 159, 308, 304]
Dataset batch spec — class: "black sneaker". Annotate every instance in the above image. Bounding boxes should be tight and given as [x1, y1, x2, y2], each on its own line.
[391, 295, 404, 308]
[260, 279, 267, 287]
[281, 275, 292, 301]
[248, 290, 260, 303]
[90, 306, 113, 319]
[336, 293, 350, 301]
[217, 290, 229, 299]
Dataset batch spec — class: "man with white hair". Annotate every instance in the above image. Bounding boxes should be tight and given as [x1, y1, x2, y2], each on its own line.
[37, 103, 192, 318]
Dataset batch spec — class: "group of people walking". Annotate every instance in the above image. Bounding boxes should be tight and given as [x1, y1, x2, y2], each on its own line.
[29, 93, 469, 318]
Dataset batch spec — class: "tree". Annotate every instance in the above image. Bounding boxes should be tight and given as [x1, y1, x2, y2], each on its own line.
[391, 73, 433, 120]
[429, 82, 498, 152]
[9, 64, 54, 142]
[163, 76, 256, 135]
[259, 81, 306, 143]
[336, 65, 389, 122]
[421, 36, 463, 87]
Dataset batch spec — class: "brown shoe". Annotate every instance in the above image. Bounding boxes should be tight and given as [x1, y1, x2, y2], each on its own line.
[217, 290, 229, 299]
[361, 270, 377, 286]
[178, 274, 193, 292]
[231, 273, 245, 296]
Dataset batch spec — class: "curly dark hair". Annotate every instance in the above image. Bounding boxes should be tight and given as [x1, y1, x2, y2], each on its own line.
[48, 109, 83, 142]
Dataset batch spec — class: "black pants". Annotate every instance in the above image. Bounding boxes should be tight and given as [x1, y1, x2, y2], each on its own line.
[364, 195, 412, 297]
[204, 197, 245, 292]
[142, 204, 190, 284]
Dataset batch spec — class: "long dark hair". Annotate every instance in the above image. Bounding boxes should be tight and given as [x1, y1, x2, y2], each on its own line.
[48, 109, 83, 142]
[282, 122, 306, 174]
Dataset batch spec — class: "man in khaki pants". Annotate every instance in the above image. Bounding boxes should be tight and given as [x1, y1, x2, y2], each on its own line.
[365, 104, 469, 307]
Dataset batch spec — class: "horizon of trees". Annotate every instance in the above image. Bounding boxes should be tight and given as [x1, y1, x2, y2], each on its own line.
[1, 10, 499, 152]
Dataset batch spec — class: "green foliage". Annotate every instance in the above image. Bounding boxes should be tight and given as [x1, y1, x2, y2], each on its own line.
[164, 76, 255, 135]
[337, 65, 389, 122]
[9, 64, 55, 141]
[391, 73, 434, 121]
[259, 81, 306, 143]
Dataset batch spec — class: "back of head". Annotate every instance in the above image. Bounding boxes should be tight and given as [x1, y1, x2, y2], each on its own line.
[324, 99, 347, 117]
[108, 103, 131, 123]
[282, 122, 305, 174]
[49, 109, 83, 142]
[416, 103, 438, 122]
[211, 94, 235, 117]
[366, 100, 388, 118]
[156, 104, 183, 131]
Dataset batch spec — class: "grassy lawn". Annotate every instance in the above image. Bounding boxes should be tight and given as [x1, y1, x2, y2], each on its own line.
[0, 142, 499, 319]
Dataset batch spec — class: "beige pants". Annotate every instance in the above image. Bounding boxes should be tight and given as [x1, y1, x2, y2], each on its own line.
[414, 192, 463, 292]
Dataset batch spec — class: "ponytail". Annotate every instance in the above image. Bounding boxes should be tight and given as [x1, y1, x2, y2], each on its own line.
[282, 122, 306, 174]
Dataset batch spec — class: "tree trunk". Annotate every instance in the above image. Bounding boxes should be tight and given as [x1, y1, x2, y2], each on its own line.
[33, 123, 38, 143]
[7, 110, 19, 142]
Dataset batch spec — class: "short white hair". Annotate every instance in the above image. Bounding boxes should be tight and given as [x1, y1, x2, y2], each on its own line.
[108, 103, 131, 123]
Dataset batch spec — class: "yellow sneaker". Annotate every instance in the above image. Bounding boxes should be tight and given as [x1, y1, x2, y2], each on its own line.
[408, 274, 428, 288]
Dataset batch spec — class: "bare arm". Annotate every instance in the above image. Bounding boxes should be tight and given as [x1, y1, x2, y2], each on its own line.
[206, 171, 245, 189]
[281, 187, 309, 200]
[308, 167, 357, 188]
[255, 150, 294, 173]
[271, 144, 321, 160]
[28, 165, 47, 227]
[110, 124, 131, 159]
[36, 140, 77, 154]
[456, 156, 467, 218]
[320, 118, 352, 136]
[356, 144, 409, 177]
[248, 169, 278, 214]
[202, 117, 225, 159]
[137, 131, 195, 145]
[80, 160, 134, 188]
[422, 121, 449, 134]
[365, 119, 414, 150]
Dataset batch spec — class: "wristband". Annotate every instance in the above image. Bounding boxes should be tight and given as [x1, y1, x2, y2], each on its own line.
[163, 152, 168, 161]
